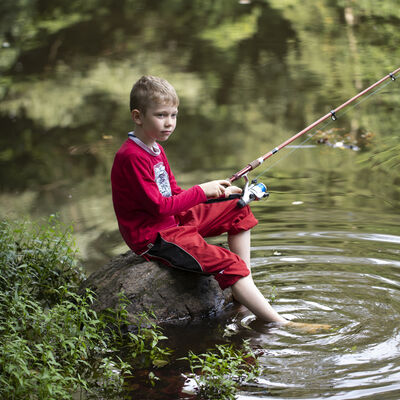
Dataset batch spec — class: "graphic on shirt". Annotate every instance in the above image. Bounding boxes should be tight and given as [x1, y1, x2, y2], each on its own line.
[154, 162, 171, 197]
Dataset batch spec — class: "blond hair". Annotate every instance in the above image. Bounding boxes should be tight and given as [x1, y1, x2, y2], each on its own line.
[130, 75, 179, 113]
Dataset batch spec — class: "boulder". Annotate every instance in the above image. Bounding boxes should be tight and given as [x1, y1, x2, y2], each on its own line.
[82, 251, 233, 326]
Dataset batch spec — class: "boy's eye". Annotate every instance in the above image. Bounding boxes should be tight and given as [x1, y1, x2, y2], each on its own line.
[155, 112, 177, 118]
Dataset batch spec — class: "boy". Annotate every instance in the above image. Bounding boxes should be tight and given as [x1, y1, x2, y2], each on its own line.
[111, 75, 288, 324]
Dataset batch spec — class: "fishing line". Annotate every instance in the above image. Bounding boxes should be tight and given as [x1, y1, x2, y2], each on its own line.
[227, 68, 399, 208]
[253, 77, 396, 181]
[229, 68, 399, 184]
[229, 68, 400, 182]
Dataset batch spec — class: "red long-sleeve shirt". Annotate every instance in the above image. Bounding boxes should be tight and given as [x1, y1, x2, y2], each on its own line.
[111, 137, 207, 255]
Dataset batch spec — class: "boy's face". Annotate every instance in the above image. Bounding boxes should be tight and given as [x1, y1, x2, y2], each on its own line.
[132, 102, 178, 146]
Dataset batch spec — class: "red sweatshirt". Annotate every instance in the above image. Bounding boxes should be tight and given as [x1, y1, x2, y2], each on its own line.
[111, 135, 207, 255]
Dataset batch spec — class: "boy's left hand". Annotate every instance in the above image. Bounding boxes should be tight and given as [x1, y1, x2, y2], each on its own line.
[224, 185, 242, 197]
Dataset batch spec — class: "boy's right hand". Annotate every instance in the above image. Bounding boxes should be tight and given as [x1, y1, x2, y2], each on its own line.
[199, 180, 231, 199]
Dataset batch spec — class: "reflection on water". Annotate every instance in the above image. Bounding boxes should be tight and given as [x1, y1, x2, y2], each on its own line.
[227, 200, 400, 400]
[125, 187, 400, 399]
[1, 0, 400, 399]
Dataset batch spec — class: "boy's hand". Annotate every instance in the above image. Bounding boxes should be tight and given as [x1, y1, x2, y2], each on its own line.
[224, 185, 242, 197]
[199, 180, 231, 199]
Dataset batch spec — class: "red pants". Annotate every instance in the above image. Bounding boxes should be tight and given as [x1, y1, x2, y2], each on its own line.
[145, 199, 258, 289]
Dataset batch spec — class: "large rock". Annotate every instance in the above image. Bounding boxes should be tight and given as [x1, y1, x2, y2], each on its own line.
[82, 251, 233, 326]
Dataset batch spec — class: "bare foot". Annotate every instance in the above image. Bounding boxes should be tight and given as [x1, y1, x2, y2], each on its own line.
[286, 321, 332, 334]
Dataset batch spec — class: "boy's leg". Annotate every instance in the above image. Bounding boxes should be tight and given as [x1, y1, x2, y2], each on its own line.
[228, 229, 251, 269]
[232, 276, 332, 330]
[227, 228, 286, 323]
[231, 275, 287, 323]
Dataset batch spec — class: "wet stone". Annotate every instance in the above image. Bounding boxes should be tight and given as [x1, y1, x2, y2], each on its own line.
[81, 251, 233, 326]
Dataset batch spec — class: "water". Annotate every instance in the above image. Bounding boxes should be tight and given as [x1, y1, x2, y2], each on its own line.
[1, 1, 400, 398]
[244, 199, 400, 399]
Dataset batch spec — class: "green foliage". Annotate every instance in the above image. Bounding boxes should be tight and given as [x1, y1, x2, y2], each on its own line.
[181, 340, 261, 400]
[0, 289, 131, 399]
[101, 295, 173, 385]
[0, 217, 172, 399]
[0, 218, 128, 399]
[126, 312, 173, 370]
[0, 216, 84, 306]
[199, 8, 261, 51]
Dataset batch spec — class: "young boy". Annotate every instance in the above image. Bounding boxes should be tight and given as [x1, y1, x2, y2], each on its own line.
[111, 75, 288, 324]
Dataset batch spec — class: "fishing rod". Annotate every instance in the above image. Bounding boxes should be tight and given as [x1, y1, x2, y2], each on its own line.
[231, 67, 400, 207]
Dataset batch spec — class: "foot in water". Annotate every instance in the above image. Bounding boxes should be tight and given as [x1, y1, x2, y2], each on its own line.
[286, 321, 332, 334]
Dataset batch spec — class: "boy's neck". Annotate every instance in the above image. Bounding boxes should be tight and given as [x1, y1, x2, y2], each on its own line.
[133, 129, 156, 148]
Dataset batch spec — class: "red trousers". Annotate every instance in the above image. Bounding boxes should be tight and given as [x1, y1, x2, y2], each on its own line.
[145, 199, 258, 289]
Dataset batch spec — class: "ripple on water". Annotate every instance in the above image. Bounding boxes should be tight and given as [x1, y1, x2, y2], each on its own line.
[236, 230, 400, 399]
[261, 230, 400, 245]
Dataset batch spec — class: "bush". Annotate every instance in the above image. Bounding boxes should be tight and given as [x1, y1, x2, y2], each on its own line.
[0, 218, 132, 399]
[0, 216, 84, 306]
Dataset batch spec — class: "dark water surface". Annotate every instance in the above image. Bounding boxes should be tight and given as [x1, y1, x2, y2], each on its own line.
[1, 1, 400, 398]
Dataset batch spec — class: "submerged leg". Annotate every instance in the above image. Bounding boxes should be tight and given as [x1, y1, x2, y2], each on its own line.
[228, 229, 285, 323]
[227, 229, 329, 330]
[231, 275, 287, 323]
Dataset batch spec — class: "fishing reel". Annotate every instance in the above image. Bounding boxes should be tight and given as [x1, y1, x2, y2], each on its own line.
[237, 175, 269, 208]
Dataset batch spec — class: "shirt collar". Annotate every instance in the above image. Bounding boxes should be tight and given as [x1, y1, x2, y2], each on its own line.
[128, 132, 161, 156]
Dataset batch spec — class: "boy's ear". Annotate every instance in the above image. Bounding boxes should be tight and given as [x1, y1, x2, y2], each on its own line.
[131, 109, 142, 125]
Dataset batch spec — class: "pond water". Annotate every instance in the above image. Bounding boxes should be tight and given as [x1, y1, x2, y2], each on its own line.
[1, 1, 399, 399]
